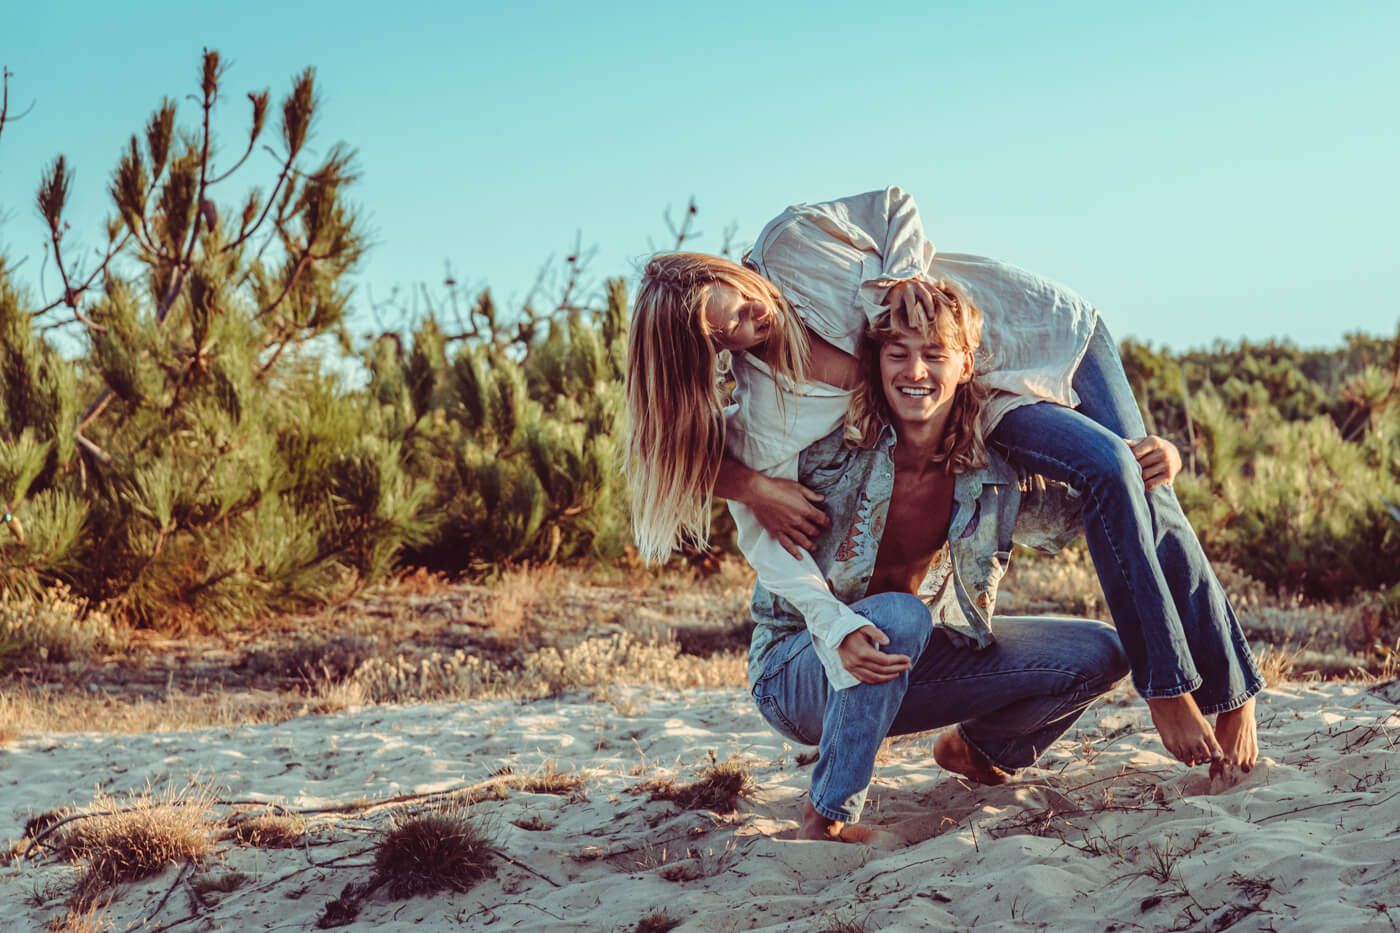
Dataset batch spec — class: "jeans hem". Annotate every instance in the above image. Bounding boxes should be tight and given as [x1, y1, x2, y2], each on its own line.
[1139, 673, 1204, 701]
[955, 723, 1021, 775]
[1195, 680, 1264, 717]
[809, 797, 857, 823]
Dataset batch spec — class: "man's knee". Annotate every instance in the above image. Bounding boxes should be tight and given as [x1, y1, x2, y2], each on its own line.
[1081, 621, 1131, 687]
[857, 592, 933, 658]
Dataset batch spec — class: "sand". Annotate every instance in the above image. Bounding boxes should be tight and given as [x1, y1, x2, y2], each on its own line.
[3, 679, 1399, 931]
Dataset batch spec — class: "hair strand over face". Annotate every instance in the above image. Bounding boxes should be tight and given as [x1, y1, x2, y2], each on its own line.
[624, 252, 808, 562]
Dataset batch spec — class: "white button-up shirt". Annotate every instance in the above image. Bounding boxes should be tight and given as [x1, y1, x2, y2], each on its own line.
[726, 186, 1099, 689]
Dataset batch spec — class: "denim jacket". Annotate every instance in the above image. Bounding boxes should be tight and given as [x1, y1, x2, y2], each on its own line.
[748, 423, 1083, 691]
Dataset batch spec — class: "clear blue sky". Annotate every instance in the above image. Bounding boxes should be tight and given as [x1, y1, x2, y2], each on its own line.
[2, 0, 1396, 351]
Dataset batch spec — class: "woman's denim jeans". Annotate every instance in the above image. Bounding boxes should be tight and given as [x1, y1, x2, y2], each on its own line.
[988, 320, 1263, 712]
[751, 592, 1129, 823]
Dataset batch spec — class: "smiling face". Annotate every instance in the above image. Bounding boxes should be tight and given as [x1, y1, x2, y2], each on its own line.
[878, 320, 974, 429]
[701, 284, 773, 352]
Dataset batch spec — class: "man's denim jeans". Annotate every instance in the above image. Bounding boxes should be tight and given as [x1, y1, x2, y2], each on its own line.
[989, 320, 1264, 712]
[751, 592, 1129, 823]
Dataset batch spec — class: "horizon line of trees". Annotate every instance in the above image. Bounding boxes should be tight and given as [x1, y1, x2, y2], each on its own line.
[1, 53, 1397, 653]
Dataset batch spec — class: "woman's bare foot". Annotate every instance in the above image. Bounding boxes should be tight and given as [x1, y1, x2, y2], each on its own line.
[1146, 693, 1224, 766]
[797, 801, 898, 846]
[934, 730, 1010, 785]
[1212, 696, 1258, 773]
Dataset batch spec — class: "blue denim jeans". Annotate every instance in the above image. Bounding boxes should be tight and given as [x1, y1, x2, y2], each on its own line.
[988, 320, 1263, 712]
[751, 592, 1129, 823]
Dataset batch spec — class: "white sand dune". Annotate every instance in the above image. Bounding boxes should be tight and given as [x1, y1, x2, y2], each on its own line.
[3, 680, 1398, 931]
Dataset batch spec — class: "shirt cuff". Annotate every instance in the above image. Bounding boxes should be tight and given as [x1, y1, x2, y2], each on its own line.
[806, 604, 872, 692]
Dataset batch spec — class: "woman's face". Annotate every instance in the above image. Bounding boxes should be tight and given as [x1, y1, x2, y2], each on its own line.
[702, 284, 772, 352]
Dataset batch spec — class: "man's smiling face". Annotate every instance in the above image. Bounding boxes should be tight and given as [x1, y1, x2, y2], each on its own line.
[878, 320, 973, 427]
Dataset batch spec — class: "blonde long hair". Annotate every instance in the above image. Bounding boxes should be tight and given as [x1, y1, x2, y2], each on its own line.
[844, 279, 988, 473]
[625, 252, 808, 562]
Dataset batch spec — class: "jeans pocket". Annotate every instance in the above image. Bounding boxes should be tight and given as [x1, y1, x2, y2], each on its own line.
[753, 693, 818, 747]
[751, 632, 820, 747]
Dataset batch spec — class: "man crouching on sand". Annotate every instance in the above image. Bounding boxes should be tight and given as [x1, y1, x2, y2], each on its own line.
[744, 280, 1131, 843]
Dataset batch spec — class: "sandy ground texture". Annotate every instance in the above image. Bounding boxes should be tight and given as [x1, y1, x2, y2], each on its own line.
[3, 679, 1400, 932]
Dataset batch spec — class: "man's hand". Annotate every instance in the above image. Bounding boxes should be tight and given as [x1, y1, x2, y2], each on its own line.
[1126, 435, 1182, 491]
[749, 474, 830, 558]
[838, 625, 912, 684]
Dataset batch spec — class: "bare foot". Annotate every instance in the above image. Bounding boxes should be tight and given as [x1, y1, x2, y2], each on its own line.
[1212, 696, 1258, 773]
[1146, 693, 1223, 767]
[797, 801, 899, 847]
[933, 730, 1010, 786]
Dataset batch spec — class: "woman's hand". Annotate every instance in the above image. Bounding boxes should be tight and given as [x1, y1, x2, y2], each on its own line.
[838, 625, 912, 684]
[748, 475, 831, 558]
[1126, 435, 1182, 491]
[884, 278, 939, 319]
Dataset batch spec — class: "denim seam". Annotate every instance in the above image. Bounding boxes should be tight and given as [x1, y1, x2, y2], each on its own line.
[1194, 680, 1264, 717]
[1139, 673, 1204, 700]
[994, 439, 1202, 696]
[955, 723, 1019, 774]
[808, 688, 846, 820]
[909, 665, 1107, 691]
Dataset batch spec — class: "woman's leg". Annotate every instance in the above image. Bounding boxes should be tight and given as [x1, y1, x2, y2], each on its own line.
[1066, 321, 1262, 768]
[988, 320, 1263, 765]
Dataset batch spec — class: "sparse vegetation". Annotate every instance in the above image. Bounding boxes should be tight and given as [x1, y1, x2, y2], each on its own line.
[46, 782, 219, 909]
[638, 756, 754, 813]
[371, 806, 494, 899]
[226, 809, 307, 848]
[634, 909, 683, 933]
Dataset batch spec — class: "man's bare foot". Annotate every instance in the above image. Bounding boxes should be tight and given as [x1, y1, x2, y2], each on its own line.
[1212, 696, 1258, 773]
[797, 801, 898, 846]
[933, 730, 1010, 785]
[1146, 693, 1223, 766]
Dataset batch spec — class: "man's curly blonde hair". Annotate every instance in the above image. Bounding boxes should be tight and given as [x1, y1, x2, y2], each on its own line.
[844, 278, 987, 473]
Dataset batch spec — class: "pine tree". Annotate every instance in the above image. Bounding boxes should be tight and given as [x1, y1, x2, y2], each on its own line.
[1, 51, 434, 626]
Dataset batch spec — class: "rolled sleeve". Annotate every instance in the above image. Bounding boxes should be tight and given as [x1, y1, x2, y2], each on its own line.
[730, 500, 867, 691]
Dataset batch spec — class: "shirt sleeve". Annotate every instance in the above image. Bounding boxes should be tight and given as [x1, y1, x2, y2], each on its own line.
[729, 499, 869, 691]
[1013, 473, 1085, 553]
[839, 186, 937, 323]
[749, 186, 936, 354]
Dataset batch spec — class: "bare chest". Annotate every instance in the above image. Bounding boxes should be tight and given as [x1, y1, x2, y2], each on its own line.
[867, 470, 955, 596]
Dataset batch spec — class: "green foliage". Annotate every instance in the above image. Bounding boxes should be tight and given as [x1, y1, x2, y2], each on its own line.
[1123, 328, 1400, 598]
[0, 51, 427, 632]
[369, 278, 631, 571]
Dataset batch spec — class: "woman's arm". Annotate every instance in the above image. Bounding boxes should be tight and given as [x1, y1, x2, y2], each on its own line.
[715, 456, 830, 557]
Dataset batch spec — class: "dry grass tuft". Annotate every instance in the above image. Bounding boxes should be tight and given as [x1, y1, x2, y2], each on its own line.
[1254, 645, 1297, 687]
[52, 781, 219, 909]
[190, 869, 251, 897]
[0, 585, 127, 671]
[817, 913, 872, 933]
[484, 566, 551, 648]
[634, 909, 683, 933]
[371, 805, 494, 899]
[45, 903, 116, 933]
[510, 813, 552, 831]
[508, 761, 587, 800]
[640, 756, 754, 813]
[226, 809, 307, 848]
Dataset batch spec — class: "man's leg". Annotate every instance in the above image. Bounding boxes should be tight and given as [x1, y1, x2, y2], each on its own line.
[754, 604, 1130, 840]
[751, 592, 935, 837]
[890, 616, 1130, 772]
